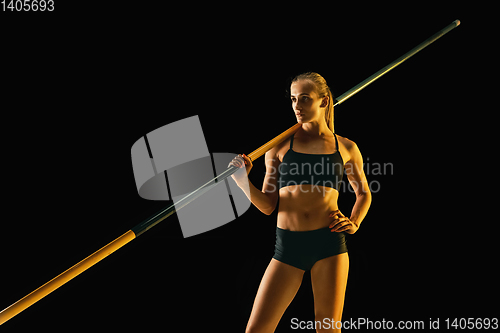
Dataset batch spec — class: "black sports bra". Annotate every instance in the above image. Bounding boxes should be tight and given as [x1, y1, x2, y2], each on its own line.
[278, 133, 344, 191]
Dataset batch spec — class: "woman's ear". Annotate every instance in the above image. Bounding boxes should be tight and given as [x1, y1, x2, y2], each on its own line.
[320, 95, 329, 108]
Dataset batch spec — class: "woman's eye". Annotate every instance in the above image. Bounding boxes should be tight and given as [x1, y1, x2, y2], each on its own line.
[302, 97, 309, 102]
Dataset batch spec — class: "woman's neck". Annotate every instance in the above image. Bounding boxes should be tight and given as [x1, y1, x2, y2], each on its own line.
[300, 119, 333, 137]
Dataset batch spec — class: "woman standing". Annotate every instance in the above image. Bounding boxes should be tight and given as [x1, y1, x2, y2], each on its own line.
[230, 72, 371, 333]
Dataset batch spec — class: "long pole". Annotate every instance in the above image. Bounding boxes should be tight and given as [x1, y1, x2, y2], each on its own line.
[334, 19, 460, 106]
[0, 124, 302, 325]
[0, 20, 460, 325]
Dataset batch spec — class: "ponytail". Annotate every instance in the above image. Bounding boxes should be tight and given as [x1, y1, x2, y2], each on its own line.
[325, 87, 334, 133]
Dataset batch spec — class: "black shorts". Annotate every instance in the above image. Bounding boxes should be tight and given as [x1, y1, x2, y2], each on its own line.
[273, 226, 348, 271]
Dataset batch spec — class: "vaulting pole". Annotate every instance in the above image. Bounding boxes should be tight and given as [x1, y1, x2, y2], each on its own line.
[0, 20, 460, 325]
[0, 123, 302, 325]
[334, 19, 460, 106]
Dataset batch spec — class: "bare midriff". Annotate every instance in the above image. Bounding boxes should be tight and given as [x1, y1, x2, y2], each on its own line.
[277, 185, 339, 231]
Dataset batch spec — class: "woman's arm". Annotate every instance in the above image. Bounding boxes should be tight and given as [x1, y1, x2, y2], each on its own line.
[345, 142, 372, 229]
[330, 140, 372, 234]
[229, 149, 280, 215]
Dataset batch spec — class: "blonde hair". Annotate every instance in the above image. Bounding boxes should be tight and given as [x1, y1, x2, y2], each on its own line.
[292, 72, 335, 132]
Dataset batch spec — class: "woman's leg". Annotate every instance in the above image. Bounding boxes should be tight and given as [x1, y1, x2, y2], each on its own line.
[246, 258, 305, 333]
[310, 253, 349, 333]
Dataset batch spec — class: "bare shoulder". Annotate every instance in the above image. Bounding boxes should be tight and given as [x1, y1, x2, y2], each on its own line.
[267, 136, 292, 162]
[336, 134, 361, 164]
[336, 134, 358, 152]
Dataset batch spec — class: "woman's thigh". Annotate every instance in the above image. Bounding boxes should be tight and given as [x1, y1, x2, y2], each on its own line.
[246, 259, 305, 333]
[310, 253, 349, 325]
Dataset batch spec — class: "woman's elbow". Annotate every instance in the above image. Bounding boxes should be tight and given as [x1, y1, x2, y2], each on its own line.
[260, 202, 277, 215]
[358, 189, 372, 202]
[263, 201, 279, 215]
[262, 207, 276, 215]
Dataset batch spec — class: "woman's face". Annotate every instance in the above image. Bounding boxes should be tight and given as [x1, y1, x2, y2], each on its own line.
[290, 80, 326, 124]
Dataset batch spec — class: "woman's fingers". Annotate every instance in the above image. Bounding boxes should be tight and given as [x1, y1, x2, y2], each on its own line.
[329, 216, 352, 232]
[329, 210, 345, 218]
[329, 216, 348, 228]
[329, 210, 350, 231]
[241, 154, 252, 166]
[329, 210, 340, 218]
[329, 209, 352, 232]
[228, 155, 245, 168]
[328, 210, 338, 218]
[330, 221, 351, 232]
[333, 224, 351, 232]
[227, 154, 253, 168]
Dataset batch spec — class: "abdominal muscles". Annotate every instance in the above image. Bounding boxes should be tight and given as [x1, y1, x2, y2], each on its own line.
[277, 185, 339, 231]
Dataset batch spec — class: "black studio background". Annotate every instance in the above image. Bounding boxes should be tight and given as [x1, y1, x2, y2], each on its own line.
[1, 3, 495, 332]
